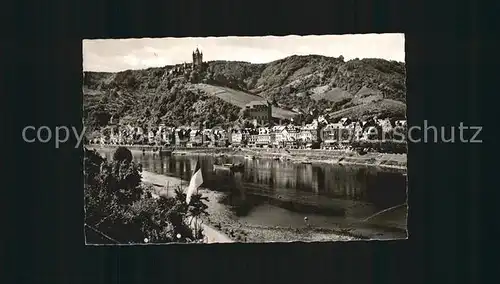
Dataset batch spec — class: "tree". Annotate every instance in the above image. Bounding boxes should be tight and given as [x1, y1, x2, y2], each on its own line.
[166, 187, 209, 240]
[84, 147, 209, 244]
[243, 120, 254, 129]
[113, 147, 133, 163]
[189, 70, 199, 83]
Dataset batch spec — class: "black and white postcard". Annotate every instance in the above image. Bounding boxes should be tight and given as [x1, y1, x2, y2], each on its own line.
[83, 34, 407, 244]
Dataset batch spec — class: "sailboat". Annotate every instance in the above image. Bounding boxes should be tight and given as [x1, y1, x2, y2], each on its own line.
[213, 162, 244, 172]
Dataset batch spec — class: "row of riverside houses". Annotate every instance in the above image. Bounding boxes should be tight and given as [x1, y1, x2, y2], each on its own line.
[90, 123, 231, 148]
[232, 117, 407, 150]
[90, 116, 407, 150]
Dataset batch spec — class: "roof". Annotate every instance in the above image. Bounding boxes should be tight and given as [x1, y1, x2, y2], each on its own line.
[323, 123, 344, 129]
[302, 124, 318, 130]
[245, 100, 270, 108]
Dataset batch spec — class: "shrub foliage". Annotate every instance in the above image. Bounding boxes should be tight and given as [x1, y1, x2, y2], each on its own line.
[84, 147, 209, 244]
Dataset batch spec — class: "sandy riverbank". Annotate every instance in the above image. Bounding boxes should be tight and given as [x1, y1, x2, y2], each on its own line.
[141, 171, 407, 243]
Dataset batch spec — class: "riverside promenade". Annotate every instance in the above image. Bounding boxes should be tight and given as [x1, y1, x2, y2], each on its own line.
[87, 144, 407, 171]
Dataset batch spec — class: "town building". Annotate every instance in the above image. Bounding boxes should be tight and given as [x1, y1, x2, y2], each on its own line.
[231, 128, 246, 146]
[340, 122, 356, 143]
[321, 123, 343, 148]
[147, 129, 156, 145]
[270, 125, 286, 147]
[395, 120, 407, 128]
[339, 117, 353, 126]
[394, 120, 407, 141]
[249, 134, 258, 147]
[162, 127, 175, 145]
[357, 118, 381, 140]
[361, 118, 378, 130]
[174, 128, 189, 147]
[201, 129, 213, 147]
[362, 126, 379, 140]
[119, 130, 126, 144]
[377, 118, 394, 140]
[241, 129, 251, 146]
[157, 124, 166, 142]
[109, 126, 126, 145]
[247, 129, 259, 147]
[299, 120, 321, 147]
[163, 126, 175, 145]
[232, 128, 252, 147]
[212, 127, 229, 147]
[319, 119, 358, 148]
[256, 127, 271, 147]
[109, 129, 118, 144]
[317, 115, 329, 125]
[244, 100, 272, 126]
[188, 128, 203, 147]
[282, 124, 299, 148]
[353, 121, 364, 141]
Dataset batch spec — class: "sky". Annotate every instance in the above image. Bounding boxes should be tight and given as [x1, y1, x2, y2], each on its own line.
[83, 33, 405, 72]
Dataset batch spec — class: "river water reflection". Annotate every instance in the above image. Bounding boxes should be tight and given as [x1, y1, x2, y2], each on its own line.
[97, 150, 407, 230]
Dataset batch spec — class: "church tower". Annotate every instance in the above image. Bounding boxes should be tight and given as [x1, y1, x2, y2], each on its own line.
[192, 48, 203, 70]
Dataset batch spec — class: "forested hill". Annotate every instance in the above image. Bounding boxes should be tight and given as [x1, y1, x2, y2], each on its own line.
[83, 54, 406, 131]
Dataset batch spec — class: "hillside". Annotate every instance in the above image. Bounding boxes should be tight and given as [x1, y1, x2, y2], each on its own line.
[83, 54, 406, 130]
[310, 87, 353, 103]
[327, 99, 406, 121]
[189, 84, 297, 120]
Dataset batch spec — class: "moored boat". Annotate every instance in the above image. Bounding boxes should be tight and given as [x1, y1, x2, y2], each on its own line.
[213, 164, 231, 171]
[213, 162, 244, 172]
[159, 148, 172, 156]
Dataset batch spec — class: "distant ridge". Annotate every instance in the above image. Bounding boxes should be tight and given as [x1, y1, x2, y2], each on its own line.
[83, 54, 406, 129]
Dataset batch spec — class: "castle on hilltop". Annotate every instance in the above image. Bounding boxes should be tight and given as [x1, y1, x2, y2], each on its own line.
[165, 48, 205, 77]
[192, 48, 203, 70]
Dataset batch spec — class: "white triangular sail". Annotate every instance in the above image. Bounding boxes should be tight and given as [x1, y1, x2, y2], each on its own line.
[185, 160, 203, 204]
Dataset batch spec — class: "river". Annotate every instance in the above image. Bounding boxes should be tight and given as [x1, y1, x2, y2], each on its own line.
[97, 149, 408, 232]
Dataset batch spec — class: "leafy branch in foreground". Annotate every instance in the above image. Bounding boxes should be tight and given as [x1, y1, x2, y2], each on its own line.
[84, 147, 209, 244]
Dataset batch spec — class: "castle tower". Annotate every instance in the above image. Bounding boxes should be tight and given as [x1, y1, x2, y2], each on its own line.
[192, 48, 203, 70]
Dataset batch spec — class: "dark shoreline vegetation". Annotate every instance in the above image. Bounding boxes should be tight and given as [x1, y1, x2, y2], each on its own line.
[84, 147, 209, 244]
